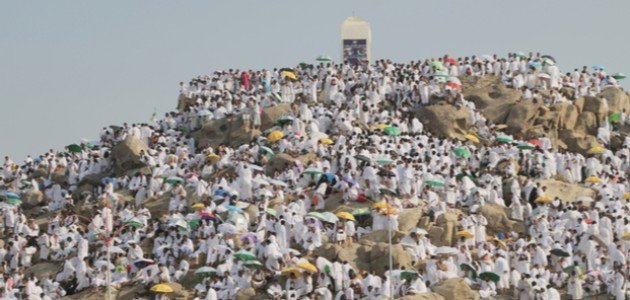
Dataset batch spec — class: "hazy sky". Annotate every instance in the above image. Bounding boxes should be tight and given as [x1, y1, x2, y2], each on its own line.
[2, 0, 629, 161]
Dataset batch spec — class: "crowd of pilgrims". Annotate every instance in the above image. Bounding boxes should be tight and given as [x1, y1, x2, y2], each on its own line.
[0, 52, 628, 299]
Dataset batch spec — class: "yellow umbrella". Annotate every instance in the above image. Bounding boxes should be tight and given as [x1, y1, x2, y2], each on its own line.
[622, 232, 630, 241]
[585, 176, 601, 184]
[587, 146, 605, 154]
[380, 207, 398, 216]
[206, 153, 221, 163]
[267, 130, 284, 142]
[319, 138, 334, 145]
[336, 211, 356, 221]
[456, 230, 474, 239]
[464, 134, 480, 143]
[297, 262, 318, 273]
[150, 284, 174, 293]
[535, 195, 553, 203]
[281, 267, 302, 277]
[622, 193, 630, 200]
[490, 238, 507, 249]
[375, 123, 389, 130]
[281, 71, 297, 80]
[372, 201, 389, 209]
[191, 203, 205, 210]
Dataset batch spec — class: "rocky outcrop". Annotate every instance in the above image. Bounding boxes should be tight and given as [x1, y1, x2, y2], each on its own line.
[480, 204, 525, 236]
[433, 278, 480, 300]
[111, 136, 148, 176]
[415, 104, 471, 140]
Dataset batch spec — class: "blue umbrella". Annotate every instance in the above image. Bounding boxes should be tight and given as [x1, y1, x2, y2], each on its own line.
[100, 177, 116, 185]
[528, 61, 541, 69]
[227, 205, 243, 213]
[592, 65, 605, 71]
[133, 259, 155, 268]
[2, 192, 20, 199]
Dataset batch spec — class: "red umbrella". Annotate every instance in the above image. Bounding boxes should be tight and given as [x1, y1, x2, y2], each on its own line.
[446, 81, 461, 90]
[528, 138, 542, 147]
[445, 57, 458, 65]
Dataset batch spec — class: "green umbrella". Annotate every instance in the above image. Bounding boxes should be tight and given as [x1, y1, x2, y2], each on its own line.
[188, 219, 200, 229]
[298, 62, 314, 69]
[6, 198, 22, 205]
[517, 143, 536, 150]
[352, 207, 371, 216]
[259, 146, 275, 157]
[401, 270, 418, 281]
[316, 55, 332, 62]
[321, 212, 339, 223]
[609, 113, 621, 123]
[376, 157, 395, 165]
[383, 126, 401, 136]
[379, 187, 398, 197]
[460, 263, 478, 279]
[307, 211, 326, 221]
[496, 136, 513, 143]
[424, 179, 445, 187]
[453, 147, 471, 159]
[278, 116, 294, 126]
[125, 220, 143, 230]
[178, 126, 189, 132]
[67, 144, 82, 153]
[515, 52, 528, 58]
[279, 67, 293, 72]
[429, 61, 445, 70]
[234, 250, 257, 261]
[455, 173, 474, 181]
[195, 266, 217, 276]
[479, 272, 500, 283]
[265, 208, 277, 216]
[612, 72, 626, 80]
[86, 143, 96, 149]
[243, 260, 265, 269]
[302, 167, 323, 175]
[166, 177, 185, 185]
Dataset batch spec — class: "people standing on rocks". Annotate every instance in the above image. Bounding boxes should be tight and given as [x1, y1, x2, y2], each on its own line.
[0, 53, 627, 299]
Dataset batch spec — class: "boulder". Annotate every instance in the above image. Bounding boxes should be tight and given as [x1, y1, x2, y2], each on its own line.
[398, 208, 424, 232]
[313, 243, 372, 272]
[599, 87, 630, 114]
[235, 287, 257, 300]
[433, 278, 480, 300]
[260, 103, 293, 131]
[557, 129, 601, 155]
[111, 136, 148, 176]
[504, 100, 541, 135]
[22, 191, 44, 208]
[551, 102, 580, 130]
[51, 171, 66, 185]
[369, 242, 413, 275]
[400, 293, 446, 300]
[415, 104, 471, 140]
[536, 179, 596, 203]
[359, 230, 405, 245]
[192, 115, 261, 150]
[462, 76, 521, 125]
[479, 204, 524, 236]
[266, 152, 318, 176]
[577, 96, 608, 123]
[26, 262, 61, 279]
[574, 111, 599, 136]
[431, 210, 461, 246]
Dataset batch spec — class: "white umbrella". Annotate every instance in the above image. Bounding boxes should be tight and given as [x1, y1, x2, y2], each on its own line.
[537, 73, 551, 79]
[218, 223, 237, 234]
[197, 110, 212, 117]
[410, 227, 428, 235]
[434, 246, 458, 255]
[268, 179, 288, 187]
[94, 260, 115, 270]
[106, 246, 126, 254]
